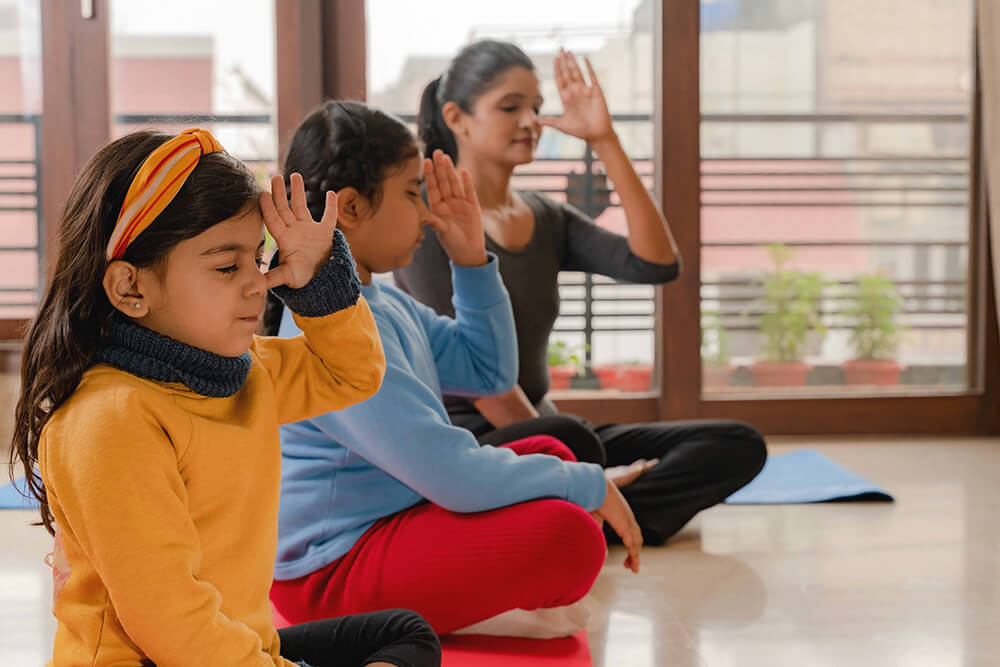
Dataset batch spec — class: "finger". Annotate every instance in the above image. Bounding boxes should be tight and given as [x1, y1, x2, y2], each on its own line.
[444, 153, 464, 201]
[565, 50, 586, 85]
[318, 190, 339, 230]
[269, 175, 297, 228]
[643, 458, 660, 472]
[423, 157, 441, 207]
[584, 57, 603, 93]
[432, 150, 454, 201]
[424, 212, 448, 235]
[460, 169, 479, 206]
[259, 191, 288, 237]
[288, 172, 311, 223]
[553, 50, 568, 90]
[623, 524, 642, 573]
[265, 262, 294, 290]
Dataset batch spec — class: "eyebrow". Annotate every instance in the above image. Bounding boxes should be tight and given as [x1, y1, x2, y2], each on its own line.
[499, 92, 544, 104]
[201, 239, 266, 256]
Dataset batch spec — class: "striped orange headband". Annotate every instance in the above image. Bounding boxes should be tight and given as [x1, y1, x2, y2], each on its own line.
[106, 128, 225, 261]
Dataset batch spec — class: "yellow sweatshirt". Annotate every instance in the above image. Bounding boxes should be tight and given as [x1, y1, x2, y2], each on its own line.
[39, 298, 384, 666]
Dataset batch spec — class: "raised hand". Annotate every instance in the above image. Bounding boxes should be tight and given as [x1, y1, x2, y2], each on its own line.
[539, 49, 615, 144]
[260, 173, 337, 289]
[425, 150, 488, 268]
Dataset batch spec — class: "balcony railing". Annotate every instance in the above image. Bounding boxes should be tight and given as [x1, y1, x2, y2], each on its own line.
[3, 111, 971, 387]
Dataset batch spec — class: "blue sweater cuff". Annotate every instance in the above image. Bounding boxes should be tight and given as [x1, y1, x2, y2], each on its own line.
[270, 229, 361, 318]
[450, 253, 506, 310]
[566, 462, 608, 511]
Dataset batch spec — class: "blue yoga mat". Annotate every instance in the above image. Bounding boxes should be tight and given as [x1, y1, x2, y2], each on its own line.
[0, 476, 39, 510]
[725, 449, 893, 504]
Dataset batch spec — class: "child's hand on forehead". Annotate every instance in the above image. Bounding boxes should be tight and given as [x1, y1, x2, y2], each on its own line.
[260, 173, 337, 289]
[425, 150, 488, 268]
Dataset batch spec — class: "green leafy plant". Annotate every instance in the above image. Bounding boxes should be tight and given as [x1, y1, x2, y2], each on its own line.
[547, 341, 583, 369]
[756, 244, 827, 362]
[701, 310, 729, 367]
[846, 273, 903, 360]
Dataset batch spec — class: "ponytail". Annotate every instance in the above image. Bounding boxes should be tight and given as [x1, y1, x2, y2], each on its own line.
[418, 76, 459, 162]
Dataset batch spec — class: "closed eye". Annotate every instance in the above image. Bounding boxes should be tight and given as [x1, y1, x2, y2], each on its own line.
[217, 265, 238, 274]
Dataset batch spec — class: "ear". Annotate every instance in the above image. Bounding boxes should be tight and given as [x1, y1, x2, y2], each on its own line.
[441, 101, 467, 137]
[335, 187, 370, 231]
[102, 261, 149, 318]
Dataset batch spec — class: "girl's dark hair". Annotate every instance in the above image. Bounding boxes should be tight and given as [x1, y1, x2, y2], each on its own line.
[418, 40, 535, 162]
[260, 100, 419, 336]
[10, 130, 261, 533]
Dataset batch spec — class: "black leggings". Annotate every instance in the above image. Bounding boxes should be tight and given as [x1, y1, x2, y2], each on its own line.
[477, 415, 767, 546]
[278, 609, 441, 667]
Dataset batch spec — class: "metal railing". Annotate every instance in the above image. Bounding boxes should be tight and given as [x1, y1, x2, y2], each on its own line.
[0, 113, 274, 315]
[2, 111, 972, 375]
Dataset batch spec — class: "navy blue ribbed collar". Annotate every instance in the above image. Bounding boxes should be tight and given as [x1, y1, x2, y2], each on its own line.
[98, 321, 251, 398]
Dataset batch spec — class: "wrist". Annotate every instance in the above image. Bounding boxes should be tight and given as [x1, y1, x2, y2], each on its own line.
[452, 250, 489, 268]
[589, 130, 621, 154]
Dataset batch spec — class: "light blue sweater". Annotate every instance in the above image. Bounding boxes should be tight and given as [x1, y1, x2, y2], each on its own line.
[274, 256, 607, 580]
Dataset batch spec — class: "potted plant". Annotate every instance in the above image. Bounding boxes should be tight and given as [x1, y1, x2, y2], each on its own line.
[751, 244, 827, 387]
[547, 341, 581, 390]
[701, 311, 731, 388]
[842, 273, 904, 385]
[593, 363, 623, 390]
[618, 360, 654, 392]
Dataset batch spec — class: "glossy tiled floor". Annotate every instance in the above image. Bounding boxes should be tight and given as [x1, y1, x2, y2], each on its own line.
[2, 437, 998, 666]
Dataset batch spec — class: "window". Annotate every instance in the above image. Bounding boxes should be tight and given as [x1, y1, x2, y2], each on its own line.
[368, 0, 659, 394]
[0, 0, 42, 321]
[699, 0, 974, 395]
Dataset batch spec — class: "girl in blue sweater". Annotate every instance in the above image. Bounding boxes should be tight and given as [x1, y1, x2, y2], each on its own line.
[263, 101, 641, 636]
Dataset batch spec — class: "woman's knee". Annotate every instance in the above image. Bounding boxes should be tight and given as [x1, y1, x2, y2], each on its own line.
[710, 420, 768, 481]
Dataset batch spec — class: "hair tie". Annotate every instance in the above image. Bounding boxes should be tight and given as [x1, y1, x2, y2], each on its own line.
[106, 128, 224, 261]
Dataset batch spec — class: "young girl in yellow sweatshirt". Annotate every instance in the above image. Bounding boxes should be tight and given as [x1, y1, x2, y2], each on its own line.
[8, 129, 440, 667]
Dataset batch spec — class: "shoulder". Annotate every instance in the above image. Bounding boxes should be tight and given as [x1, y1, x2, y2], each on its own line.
[43, 366, 188, 455]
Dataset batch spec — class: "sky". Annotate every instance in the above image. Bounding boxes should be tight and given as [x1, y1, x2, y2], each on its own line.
[367, 0, 642, 93]
[106, 0, 643, 101]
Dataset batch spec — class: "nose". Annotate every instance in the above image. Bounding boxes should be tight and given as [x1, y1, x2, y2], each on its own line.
[245, 262, 268, 298]
[520, 108, 539, 129]
[416, 197, 433, 224]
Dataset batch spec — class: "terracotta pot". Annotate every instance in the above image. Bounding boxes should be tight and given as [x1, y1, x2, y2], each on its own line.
[619, 365, 653, 392]
[750, 361, 811, 387]
[548, 365, 577, 390]
[842, 359, 904, 385]
[702, 364, 732, 389]
[593, 365, 623, 389]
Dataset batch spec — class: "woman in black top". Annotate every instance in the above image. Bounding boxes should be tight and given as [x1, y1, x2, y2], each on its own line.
[395, 40, 766, 545]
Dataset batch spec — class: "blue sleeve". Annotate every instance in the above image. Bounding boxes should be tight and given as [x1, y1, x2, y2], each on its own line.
[306, 323, 607, 513]
[410, 254, 519, 397]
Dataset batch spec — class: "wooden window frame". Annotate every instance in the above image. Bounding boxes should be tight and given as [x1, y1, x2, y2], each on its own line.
[20, 0, 998, 434]
[554, 0, 1000, 435]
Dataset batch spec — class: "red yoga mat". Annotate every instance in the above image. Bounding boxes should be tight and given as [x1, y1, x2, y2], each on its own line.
[441, 631, 593, 667]
[274, 604, 593, 666]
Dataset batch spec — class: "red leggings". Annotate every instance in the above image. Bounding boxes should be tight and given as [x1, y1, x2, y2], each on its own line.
[270, 436, 607, 634]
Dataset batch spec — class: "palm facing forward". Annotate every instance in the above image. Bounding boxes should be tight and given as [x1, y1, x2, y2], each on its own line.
[425, 150, 487, 268]
[540, 49, 615, 144]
